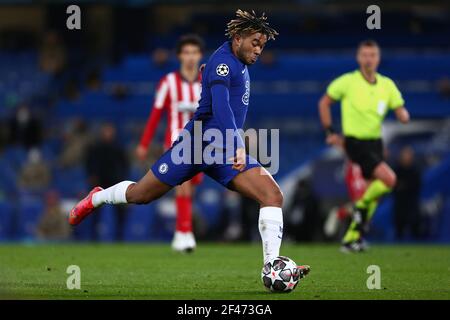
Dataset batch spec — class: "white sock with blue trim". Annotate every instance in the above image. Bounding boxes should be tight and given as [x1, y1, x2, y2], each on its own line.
[259, 206, 283, 264]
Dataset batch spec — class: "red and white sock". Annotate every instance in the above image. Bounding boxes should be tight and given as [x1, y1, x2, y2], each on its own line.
[175, 195, 193, 233]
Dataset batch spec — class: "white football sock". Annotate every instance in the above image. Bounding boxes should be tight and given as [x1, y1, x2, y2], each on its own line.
[92, 181, 135, 207]
[259, 206, 283, 264]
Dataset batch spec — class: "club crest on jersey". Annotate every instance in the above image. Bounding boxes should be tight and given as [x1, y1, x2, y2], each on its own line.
[158, 163, 169, 174]
[216, 63, 229, 76]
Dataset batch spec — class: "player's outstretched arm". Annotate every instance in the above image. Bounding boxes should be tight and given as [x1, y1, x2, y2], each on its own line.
[394, 106, 410, 124]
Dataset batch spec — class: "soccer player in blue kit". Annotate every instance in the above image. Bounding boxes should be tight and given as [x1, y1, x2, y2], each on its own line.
[69, 10, 310, 278]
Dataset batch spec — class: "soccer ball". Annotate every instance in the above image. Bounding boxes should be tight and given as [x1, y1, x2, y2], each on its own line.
[261, 256, 301, 293]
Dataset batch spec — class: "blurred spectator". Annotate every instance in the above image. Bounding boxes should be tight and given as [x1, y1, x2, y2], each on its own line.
[63, 78, 81, 101]
[58, 118, 91, 168]
[111, 83, 130, 100]
[39, 31, 67, 75]
[85, 123, 129, 241]
[393, 146, 423, 240]
[286, 178, 322, 242]
[152, 47, 170, 68]
[18, 148, 51, 191]
[259, 50, 276, 68]
[0, 119, 7, 152]
[437, 77, 450, 99]
[86, 69, 102, 92]
[8, 105, 43, 149]
[36, 190, 72, 241]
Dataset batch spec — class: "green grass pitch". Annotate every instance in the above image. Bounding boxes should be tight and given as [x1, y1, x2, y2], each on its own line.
[0, 243, 449, 300]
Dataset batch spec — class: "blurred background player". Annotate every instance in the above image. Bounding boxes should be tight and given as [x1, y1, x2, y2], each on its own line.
[135, 34, 205, 252]
[318, 40, 410, 252]
[323, 160, 368, 238]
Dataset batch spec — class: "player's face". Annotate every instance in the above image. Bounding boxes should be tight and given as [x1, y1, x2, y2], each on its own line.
[235, 32, 268, 65]
[178, 44, 203, 70]
[357, 45, 380, 73]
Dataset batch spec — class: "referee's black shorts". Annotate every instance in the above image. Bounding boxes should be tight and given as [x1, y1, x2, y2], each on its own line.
[344, 136, 384, 180]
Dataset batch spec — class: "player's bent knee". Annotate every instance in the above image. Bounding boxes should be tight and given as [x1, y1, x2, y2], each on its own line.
[261, 188, 284, 207]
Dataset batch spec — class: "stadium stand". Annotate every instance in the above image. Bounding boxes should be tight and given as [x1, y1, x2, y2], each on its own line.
[0, 3, 449, 243]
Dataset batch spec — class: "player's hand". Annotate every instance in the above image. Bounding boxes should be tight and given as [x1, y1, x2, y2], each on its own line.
[136, 145, 148, 161]
[230, 147, 246, 172]
[326, 133, 344, 148]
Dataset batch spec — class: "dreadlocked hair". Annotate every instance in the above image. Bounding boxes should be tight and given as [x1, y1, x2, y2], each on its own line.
[225, 9, 279, 41]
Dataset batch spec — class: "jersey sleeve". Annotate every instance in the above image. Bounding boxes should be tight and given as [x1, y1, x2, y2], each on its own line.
[139, 77, 170, 148]
[207, 58, 245, 149]
[153, 76, 171, 110]
[326, 74, 349, 101]
[207, 58, 233, 88]
[387, 79, 405, 110]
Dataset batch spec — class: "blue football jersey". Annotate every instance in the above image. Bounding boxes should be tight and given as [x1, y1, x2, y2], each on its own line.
[150, 41, 262, 188]
[195, 41, 251, 135]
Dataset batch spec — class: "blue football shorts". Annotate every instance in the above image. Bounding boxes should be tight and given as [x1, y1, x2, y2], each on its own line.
[151, 120, 261, 188]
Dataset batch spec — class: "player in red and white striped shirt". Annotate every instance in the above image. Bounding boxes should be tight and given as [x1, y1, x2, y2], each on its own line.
[136, 35, 205, 252]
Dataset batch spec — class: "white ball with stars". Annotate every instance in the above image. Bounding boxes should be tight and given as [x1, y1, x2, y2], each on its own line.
[261, 256, 301, 293]
[216, 63, 229, 76]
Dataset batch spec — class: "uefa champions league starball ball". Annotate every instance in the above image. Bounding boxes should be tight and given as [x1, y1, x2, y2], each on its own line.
[261, 256, 301, 293]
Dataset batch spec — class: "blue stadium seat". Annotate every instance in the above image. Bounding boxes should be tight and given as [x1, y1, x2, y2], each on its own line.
[97, 205, 117, 242]
[124, 203, 157, 242]
[71, 210, 95, 241]
[0, 157, 19, 194]
[52, 166, 88, 198]
[16, 196, 44, 240]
